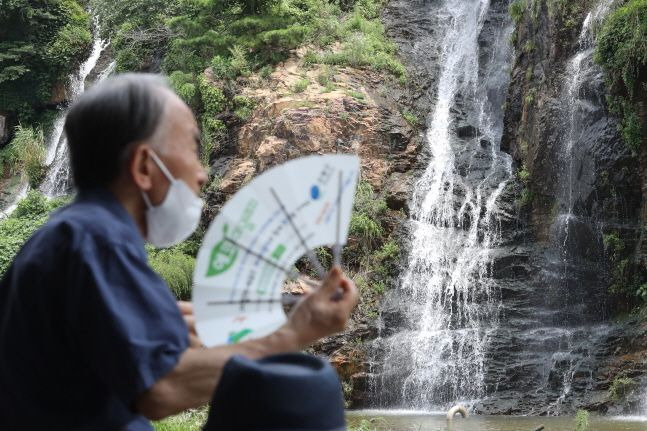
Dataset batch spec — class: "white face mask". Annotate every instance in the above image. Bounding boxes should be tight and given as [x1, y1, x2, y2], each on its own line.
[141, 151, 204, 248]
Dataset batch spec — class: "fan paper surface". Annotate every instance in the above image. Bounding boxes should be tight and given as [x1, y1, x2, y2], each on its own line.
[193, 154, 360, 347]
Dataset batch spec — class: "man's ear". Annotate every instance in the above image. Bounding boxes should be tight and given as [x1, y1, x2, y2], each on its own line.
[130, 144, 155, 191]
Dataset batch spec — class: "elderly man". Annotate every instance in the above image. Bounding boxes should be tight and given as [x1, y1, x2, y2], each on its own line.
[0, 74, 358, 430]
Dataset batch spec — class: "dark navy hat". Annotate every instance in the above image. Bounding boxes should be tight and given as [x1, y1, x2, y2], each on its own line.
[203, 353, 346, 431]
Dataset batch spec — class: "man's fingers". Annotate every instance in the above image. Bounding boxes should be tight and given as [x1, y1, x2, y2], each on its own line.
[177, 301, 193, 315]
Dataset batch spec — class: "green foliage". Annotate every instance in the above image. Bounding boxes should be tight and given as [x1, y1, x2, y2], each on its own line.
[349, 213, 382, 245]
[259, 65, 273, 78]
[347, 418, 386, 431]
[548, 0, 586, 30]
[349, 182, 387, 247]
[292, 78, 310, 93]
[603, 233, 625, 257]
[523, 40, 535, 53]
[0, 0, 92, 117]
[575, 409, 590, 431]
[1, 125, 47, 188]
[518, 187, 533, 208]
[309, 5, 406, 80]
[604, 230, 646, 303]
[0, 191, 68, 276]
[148, 248, 196, 300]
[201, 117, 227, 160]
[316, 66, 335, 87]
[608, 375, 635, 401]
[199, 78, 227, 116]
[509, 0, 526, 24]
[595, 0, 647, 151]
[169, 71, 199, 109]
[345, 89, 365, 100]
[518, 165, 531, 183]
[525, 87, 538, 105]
[153, 407, 207, 431]
[402, 110, 419, 127]
[233, 95, 256, 121]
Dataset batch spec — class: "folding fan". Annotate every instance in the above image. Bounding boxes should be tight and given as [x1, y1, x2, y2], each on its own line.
[193, 154, 360, 347]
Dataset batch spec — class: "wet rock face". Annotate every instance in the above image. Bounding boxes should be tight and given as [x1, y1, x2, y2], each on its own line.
[200, 53, 424, 404]
[0, 114, 9, 147]
[487, 0, 647, 416]
[365, 0, 646, 416]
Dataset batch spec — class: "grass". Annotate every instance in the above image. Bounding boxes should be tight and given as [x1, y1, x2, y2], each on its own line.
[575, 409, 589, 431]
[148, 248, 196, 300]
[292, 77, 310, 93]
[402, 110, 419, 127]
[345, 89, 365, 100]
[509, 0, 526, 24]
[0, 125, 46, 187]
[608, 375, 635, 401]
[153, 407, 208, 431]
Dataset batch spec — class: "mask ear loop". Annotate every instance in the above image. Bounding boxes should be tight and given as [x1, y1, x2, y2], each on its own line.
[141, 150, 175, 209]
[141, 189, 154, 209]
[148, 150, 176, 183]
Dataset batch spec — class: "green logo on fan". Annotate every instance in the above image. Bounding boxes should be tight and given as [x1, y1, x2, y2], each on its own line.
[228, 328, 252, 344]
[206, 199, 259, 277]
[206, 225, 238, 277]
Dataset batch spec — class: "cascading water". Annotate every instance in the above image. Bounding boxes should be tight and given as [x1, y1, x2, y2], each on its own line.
[41, 23, 114, 197]
[373, 0, 514, 410]
[541, 0, 617, 415]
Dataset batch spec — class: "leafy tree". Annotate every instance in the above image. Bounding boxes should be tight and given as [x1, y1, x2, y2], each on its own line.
[0, 0, 92, 119]
[596, 0, 647, 151]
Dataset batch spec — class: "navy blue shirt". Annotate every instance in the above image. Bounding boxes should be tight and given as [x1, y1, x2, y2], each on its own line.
[0, 189, 189, 430]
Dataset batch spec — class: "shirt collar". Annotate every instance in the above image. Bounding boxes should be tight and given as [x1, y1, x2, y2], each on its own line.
[75, 188, 146, 248]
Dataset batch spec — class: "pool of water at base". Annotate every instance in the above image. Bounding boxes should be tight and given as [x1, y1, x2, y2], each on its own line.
[346, 411, 647, 431]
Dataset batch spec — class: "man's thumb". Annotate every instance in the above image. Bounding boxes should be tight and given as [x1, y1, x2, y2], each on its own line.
[320, 266, 342, 294]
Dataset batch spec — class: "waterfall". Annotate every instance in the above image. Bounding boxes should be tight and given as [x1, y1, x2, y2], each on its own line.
[374, 0, 514, 410]
[41, 22, 114, 198]
[556, 0, 616, 255]
[540, 0, 618, 415]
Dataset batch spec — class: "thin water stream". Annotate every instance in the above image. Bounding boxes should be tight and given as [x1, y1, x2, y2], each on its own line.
[41, 20, 114, 197]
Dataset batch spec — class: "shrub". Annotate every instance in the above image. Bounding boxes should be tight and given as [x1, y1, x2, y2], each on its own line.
[518, 187, 533, 208]
[575, 409, 589, 431]
[153, 407, 207, 431]
[148, 248, 195, 300]
[509, 0, 526, 24]
[169, 71, 198, 109]
[402, 110, 419, 127]
[316, 66, 334, 86]
[608, 375, 635, 401]
[345, 89, 365, 100]
[349, 213, 383, 245]
[292, 78, 310, 93]
[595, 0, 647, 151]
[232, 95, 256, 122]
[0, 191, 67, 276]
[1, 125, 47, 187]
[349, 182, 387, 248]
[229, 45, 251, 77]
[518, 165, 531, 183]
[199, 77, 227, 116]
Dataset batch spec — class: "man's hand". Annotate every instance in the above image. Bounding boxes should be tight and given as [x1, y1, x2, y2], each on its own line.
[177, 301, 203, 348]
[283, 267, 359, 349]
[136, 268, 357, 420]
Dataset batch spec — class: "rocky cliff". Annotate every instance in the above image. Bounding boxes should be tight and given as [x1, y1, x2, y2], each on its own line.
[497, 0, 647, 415]
[200, 46, 424, 406]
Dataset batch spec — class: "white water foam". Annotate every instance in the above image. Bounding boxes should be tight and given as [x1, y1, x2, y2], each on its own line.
[376, 0, 514, 409]
[41, 22, 113, 197]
